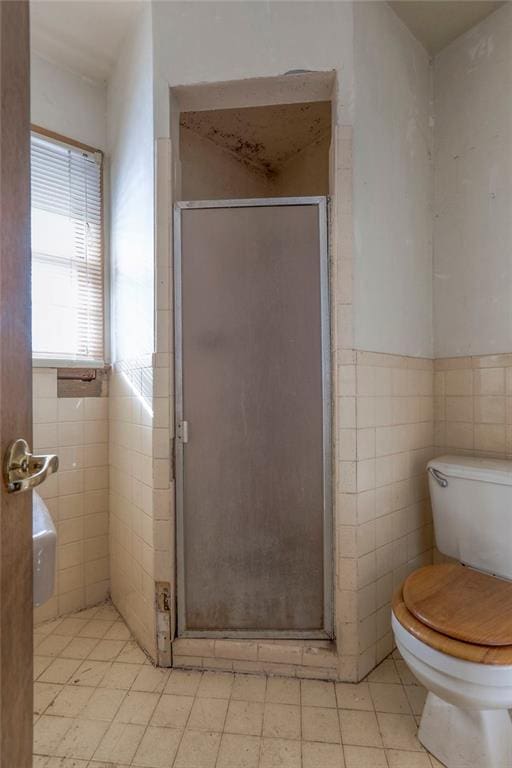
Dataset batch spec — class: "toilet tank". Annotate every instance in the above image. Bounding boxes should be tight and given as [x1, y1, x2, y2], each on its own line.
[428, 455, 512, 580]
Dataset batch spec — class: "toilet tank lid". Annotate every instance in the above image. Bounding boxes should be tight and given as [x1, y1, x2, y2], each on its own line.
[428, 455, 512, 485]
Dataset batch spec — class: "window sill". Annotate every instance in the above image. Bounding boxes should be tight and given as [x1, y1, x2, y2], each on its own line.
[32, 357, 106, 369]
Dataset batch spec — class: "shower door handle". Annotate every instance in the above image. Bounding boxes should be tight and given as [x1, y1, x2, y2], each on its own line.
[3, 438, 59, 494]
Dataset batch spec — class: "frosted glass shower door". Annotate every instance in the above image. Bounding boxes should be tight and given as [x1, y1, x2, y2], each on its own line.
[174, 197, 332, 638]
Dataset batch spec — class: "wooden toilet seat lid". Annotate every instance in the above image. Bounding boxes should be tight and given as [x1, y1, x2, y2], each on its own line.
[392, 587, 512, 665]
[403, 564, 512, 647]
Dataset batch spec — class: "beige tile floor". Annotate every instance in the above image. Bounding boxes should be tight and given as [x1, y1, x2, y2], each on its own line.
[33, 602, 443, 768]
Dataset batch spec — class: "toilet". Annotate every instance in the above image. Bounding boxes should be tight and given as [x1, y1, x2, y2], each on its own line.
[392, 455, 512, 768]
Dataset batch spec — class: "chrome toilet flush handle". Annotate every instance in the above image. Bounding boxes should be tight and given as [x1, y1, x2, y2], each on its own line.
[428, 467, 448, 488]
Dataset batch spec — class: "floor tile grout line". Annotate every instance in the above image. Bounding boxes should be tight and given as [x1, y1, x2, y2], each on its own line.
[255, 673, 267, 768]
[336, 694, 348, 768]
[167, 670, 204, 768]
[212, 689, 231, 768]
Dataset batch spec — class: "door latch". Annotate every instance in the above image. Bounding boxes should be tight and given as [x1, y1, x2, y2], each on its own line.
[3, 439, 59, 494]
[176, 420, 189, 443]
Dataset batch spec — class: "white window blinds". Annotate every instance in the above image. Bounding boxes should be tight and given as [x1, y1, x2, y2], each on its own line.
[31, 132, 104, 364]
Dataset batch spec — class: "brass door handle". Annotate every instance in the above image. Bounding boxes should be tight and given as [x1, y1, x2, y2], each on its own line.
[3, 439, 59, 494]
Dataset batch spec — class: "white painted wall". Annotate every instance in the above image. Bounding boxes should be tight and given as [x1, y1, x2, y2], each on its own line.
[107, 5, 155, 362]
[152, 0, 354, 134]
[433, 3, 512, 358]
[353, 2, 434, 358]
[152, 1, 434, 358]
[34, 1, 511, 367]
[31, 52, 107, 150]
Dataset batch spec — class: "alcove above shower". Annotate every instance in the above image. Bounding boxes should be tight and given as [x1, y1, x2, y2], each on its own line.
[179, 99, 332, 200]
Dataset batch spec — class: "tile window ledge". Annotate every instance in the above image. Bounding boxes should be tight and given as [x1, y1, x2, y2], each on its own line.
[33, 357, 106, 369]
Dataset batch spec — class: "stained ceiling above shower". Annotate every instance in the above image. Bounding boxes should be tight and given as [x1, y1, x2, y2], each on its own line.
[180, 101, 331, 179]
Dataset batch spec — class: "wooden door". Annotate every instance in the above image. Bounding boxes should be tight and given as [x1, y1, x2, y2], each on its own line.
[0, 2, 32, 766]
[174, 198, 332, 638]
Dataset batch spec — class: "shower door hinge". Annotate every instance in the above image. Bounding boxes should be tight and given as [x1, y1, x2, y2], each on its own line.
[156, 582, 171, 613]
[176, 420, 189, 443]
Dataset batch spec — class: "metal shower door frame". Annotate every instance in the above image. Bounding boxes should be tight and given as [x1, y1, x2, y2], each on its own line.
[173, 196, 333, 639]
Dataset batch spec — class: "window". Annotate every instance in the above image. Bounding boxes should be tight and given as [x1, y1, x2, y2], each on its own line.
[31, 130, 104, 365]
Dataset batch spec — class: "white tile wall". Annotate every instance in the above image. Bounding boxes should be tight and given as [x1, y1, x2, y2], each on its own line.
[33, 369, 109, 624]
[109, 352, 173, 662]
[336, 353, 434, 680]
[107, 140, 174, 665]
[434, 354, 512, 459]
[109, 357, 155, 656]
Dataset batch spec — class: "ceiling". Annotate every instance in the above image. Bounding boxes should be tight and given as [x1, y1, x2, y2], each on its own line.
[30, 0, 143, 83]
[389, 1, 505, 54]
[30, 1, 506, 84]
[181, 102, 332, 177]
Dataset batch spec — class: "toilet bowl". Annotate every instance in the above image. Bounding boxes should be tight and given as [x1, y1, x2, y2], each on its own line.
[391, 456, 512, 768]
[393, 568, 512, 768]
